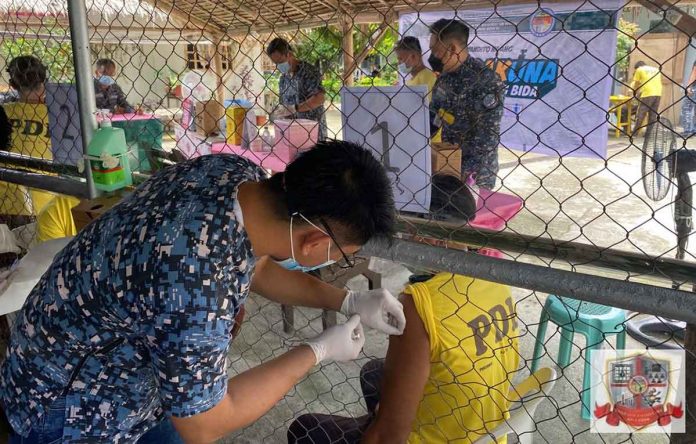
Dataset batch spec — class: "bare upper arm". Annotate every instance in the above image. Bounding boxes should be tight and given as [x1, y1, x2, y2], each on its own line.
[363, 293, 431, 444]
[170, 394, 234, 444]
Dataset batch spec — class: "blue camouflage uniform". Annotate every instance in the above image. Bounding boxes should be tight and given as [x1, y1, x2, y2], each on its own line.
[279, 61, 328, 140]
[430, 57, 504, 189]
[0, 155, 266, 442]
[94, 79, 134, 113]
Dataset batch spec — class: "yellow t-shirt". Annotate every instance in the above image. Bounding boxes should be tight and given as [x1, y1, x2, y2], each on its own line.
[407, 68, 437, 104]
[1, 102, 55, 215]
[37, 196, 80, 242]
[631, 66, 662, 98]
[405, 273, 520, 444]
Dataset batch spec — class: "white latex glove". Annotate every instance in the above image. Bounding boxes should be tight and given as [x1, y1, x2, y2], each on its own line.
[341, 289, 406, 336]
[272, 104, 296, 119]
[305, 314, 365, 365]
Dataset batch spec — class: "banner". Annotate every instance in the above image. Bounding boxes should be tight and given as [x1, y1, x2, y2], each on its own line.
[399, 0, 621, 159]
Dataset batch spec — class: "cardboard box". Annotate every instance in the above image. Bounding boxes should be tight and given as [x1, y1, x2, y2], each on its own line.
[194, 100, 225, 137]
[431, 142, 462, 178]
[71, 195, 123, 232]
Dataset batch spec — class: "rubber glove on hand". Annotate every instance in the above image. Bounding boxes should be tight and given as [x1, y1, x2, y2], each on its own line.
[305, 314, 365, 364]
[341, 289, 405, 336]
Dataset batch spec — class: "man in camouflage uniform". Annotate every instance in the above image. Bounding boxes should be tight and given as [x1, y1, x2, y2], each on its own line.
[429, 19, 504, 189]
[94, 58, 134, 113]
[266, 38, 328, 140]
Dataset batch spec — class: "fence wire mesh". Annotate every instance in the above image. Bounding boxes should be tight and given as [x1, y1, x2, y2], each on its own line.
[0, 0, 695, 442]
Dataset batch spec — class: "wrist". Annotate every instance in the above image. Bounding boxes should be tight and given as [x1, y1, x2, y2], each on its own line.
[339, 289, 353, 315]
[304, 340, 325, 365]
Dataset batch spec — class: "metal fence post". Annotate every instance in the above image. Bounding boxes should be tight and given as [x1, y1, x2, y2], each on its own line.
[67, 0, 97, 199]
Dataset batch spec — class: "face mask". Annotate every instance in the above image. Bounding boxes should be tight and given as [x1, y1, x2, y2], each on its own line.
[98, 75, 115, 87]
[428, 54, 444, 73]
[277, 62, 290, 74]
[275, 213, 335, 272]
[398, 63, 411, 76]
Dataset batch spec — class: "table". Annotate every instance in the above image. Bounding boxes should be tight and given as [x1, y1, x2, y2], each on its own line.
[470, 189, 524, 232]
[211, 142, 289, 172]
[0, 237, 73, 317]
[107, 114, 164, 172]
[609, 95, 633, 138]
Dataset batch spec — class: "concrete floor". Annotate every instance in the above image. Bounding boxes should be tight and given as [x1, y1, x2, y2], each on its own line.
[196, 108, 693, 443]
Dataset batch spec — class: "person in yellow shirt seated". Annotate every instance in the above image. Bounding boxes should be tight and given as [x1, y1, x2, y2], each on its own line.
[36, 195, 80, 242]
[1, 55, 55, 219]
[630, 61, 663, 136]
[288, 178, 521, 444]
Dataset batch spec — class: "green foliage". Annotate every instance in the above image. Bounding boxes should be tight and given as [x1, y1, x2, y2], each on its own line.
[616, 18, 640, 81]
[0, 28, 75, 82]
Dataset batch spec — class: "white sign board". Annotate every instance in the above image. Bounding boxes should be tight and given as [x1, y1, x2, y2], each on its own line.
[174, 123, 212, 159]
[46, 83, 83, 166]
[400, 0, 621, 159]
[341, 86, 431, 214]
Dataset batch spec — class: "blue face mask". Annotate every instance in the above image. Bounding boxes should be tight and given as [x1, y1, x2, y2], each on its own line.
[275, 213, 335, 273]
[277, 61, 290, 74]
[98, 75, 115, 87]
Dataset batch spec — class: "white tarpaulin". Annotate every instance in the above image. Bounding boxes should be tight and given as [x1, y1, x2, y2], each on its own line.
[400, 0, 621, 159]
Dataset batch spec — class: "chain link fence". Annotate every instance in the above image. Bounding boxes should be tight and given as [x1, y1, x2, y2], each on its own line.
[0, 0, 695, 442]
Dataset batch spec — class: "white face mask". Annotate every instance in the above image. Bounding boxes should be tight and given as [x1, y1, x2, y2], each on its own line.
[398, 63, 412, 76]
[277, 61, 290, 74]
[275, 213, 335, 272]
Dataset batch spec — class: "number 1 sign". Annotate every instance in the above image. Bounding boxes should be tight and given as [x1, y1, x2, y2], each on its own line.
[341, 86, 431, 214]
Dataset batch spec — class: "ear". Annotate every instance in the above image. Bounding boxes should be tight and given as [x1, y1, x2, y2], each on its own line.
[299, 228, 331, 257]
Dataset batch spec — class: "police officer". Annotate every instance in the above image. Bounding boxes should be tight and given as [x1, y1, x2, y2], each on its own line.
[94, 58, 134, 114]
[429, 19, 504, 189]
[266, 38, 328, 141]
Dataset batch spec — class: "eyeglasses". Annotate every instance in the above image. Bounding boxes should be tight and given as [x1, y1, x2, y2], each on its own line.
[319, 217, 356, 269]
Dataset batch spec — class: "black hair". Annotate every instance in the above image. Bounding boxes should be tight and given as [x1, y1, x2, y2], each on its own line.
[267, 140, 396, 246]
[96, 58, 116, 71]
[634, 61, 646, 69]
[430, 174, 476, 221]
[7, 56, 47, 92]
[0, 106, 11, 151]
[395, 36, 422, 54]
[430, 19, 470, 47]
[266, 38, 292, 57]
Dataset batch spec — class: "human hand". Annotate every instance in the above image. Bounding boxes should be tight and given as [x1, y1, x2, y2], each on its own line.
[305, 314, 365, 364]
[272, 104, 295, 119]
[341, 289, 405, 336]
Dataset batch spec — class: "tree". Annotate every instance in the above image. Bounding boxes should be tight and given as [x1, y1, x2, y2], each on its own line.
[615, 18, 640, 83]
[0, 26, 75, 83]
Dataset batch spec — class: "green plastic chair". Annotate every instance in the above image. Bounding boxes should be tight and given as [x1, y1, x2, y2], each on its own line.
[531, 295, 626, 420]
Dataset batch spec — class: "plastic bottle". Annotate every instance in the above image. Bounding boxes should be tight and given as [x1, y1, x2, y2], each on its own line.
[465, 173, 480, 208]
[86, 118, 133, 192]
[261, 126, 273, 152]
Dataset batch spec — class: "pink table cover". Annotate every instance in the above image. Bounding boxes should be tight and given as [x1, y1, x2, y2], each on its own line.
[469, 189, 523, 231]
[210, 142, 288, 172]
[99, 113, 158, 122]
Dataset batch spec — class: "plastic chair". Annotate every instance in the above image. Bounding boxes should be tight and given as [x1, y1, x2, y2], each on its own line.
[530, 296, 626, 420]
[473, 367, 558, 444]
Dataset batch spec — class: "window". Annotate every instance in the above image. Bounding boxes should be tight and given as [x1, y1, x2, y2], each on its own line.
[186, 44, 205, 70]
[186, 43, 234, 70]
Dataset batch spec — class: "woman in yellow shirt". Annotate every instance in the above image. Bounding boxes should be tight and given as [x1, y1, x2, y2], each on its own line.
[1, 55, 55, 223]
[288, 177, 521, 444]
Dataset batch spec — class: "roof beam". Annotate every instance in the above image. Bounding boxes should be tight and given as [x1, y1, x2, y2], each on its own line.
[146, 0, 224, 36]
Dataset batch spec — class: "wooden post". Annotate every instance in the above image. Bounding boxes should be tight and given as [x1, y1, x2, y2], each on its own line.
[211, 36, 226, 106]
[342, 14, 354, 87]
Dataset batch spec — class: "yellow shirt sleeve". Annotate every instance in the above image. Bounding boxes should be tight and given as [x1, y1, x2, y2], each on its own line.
[37, 196, 80, 242]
